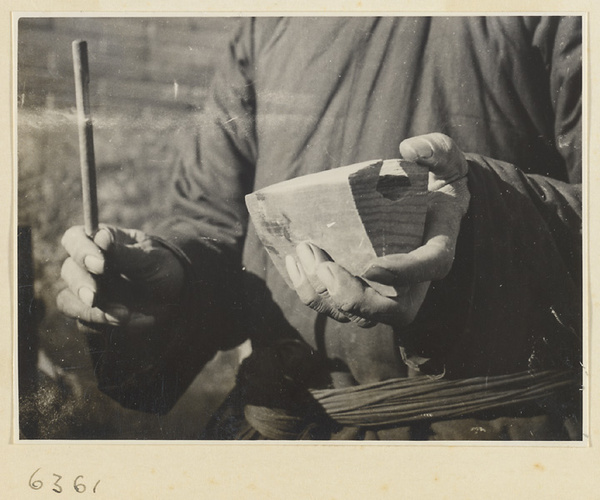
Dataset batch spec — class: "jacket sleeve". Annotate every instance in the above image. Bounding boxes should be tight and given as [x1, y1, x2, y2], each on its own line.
[531, 16, 582, 183]
[86, 20, 259, 414]
[153, 18, 258, 348]
[404, 17, 583, 378]
[403, 154, 582, 379]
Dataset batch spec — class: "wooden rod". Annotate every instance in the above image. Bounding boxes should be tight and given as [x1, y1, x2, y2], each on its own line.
[72, 40, 99, 237]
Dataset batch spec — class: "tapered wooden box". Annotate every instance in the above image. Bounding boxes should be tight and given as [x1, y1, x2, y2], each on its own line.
[245, 159, 429, 294]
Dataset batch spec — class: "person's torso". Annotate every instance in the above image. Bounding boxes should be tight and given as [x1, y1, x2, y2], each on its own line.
[240, 16, 568, 386]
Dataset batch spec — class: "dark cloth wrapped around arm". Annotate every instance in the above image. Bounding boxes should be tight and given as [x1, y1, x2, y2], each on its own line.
[402, 154, 582, 383]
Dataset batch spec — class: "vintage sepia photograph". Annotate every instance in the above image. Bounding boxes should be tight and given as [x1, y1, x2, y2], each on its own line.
[16, 15, 584, 443]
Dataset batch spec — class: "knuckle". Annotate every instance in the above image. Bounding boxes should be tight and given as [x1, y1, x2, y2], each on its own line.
[304, 296, 318, 308]
[430, 133, 453, 153]
[306, 296, 325, 312]
[343, 310, 373, 327]
[305, 274, 325, 293]
[60, 226, 83, 246]
[355, 317, 376, 328]
[433, 253, 454, 279]
[297, 287, 317, 306]
[334, 313, 351, 323]
[337, 282, 377, 312]
[60, 257, 75, 280]
[310, 301, 333, 317]
[61, 226, 76, 249]
[77, 308, 92, 323]
[315, 286, 330, 299]
[56, 287, 90, 322]
[339, 298, 360, 315]
[55, 288, 70, 311]
[338, 293, 369, 317]
[59, 259, 70, 280]
[331, 286, 364, 315]
[301, 291, 349, 322]
[439, 133, 454, 152]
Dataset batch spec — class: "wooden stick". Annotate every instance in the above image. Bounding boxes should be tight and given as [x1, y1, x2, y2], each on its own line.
[72, 40, 99, 237]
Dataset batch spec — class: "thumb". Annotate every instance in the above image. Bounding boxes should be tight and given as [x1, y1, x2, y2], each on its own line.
[93, 225, 153, 276]
[399, 133, 468, 184]
[92, 225, 118, 252]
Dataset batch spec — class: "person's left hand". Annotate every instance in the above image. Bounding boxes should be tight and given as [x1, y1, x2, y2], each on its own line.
[284, 133, 471, 328]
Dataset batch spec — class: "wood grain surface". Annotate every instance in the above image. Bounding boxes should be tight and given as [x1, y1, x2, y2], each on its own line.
[246, 159, 428, 295]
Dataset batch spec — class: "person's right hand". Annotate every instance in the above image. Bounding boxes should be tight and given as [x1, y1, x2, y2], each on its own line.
[57, 225, 186, 332]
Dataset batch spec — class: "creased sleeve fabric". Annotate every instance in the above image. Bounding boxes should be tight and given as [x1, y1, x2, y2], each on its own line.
[531, 16, 582, 183]
[153, 19, 258, 349]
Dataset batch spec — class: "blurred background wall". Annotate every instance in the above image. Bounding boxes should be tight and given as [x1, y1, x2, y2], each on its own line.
[17, 16, 245, 439]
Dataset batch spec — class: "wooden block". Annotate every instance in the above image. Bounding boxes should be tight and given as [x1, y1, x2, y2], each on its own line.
[245, 159, 429, 296]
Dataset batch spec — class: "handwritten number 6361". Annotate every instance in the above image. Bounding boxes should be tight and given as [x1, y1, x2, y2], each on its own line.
[29, 468, 100, 493]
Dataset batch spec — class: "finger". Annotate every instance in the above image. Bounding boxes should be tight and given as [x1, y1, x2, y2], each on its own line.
[60, 257, 98, 307]
[363, 185, 466, 286]
[93, 225, 116, 252]
[316, 263, 376, 328]
[321, 262, 429, 326]
[295, 244, 376, 327]
[98, 226, 161, 279]
[399, 133, 468, 183]
[294, 244, 359, 323]
[57, 286, 156, 331]
[363, 197, 459, 286]
[93, 225, 136, 269]
[362, 236, 453, 285]
[363, 202, 460, 286]
[296, 242, 332, 293]
[57, 288, 127, 325]
[61, 226, 106, 275]
[95, 224, 148, 251]
[61, 259, 142, 316]
[285, 255, 350, 323]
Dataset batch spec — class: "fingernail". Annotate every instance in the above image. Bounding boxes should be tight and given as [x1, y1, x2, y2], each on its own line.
[285, 255, 303, 287]
[316, 262, 335, 286]
[84, 255, 105, 274]
[411, 138, 434, 158]
[104, 304, 129, 325]
[401, 143, 419, 161]
[94, 227, 113, 251]
[78, 287, 95, 307]
[296, 242, 316, 273]
[362, 265, 397, 284]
